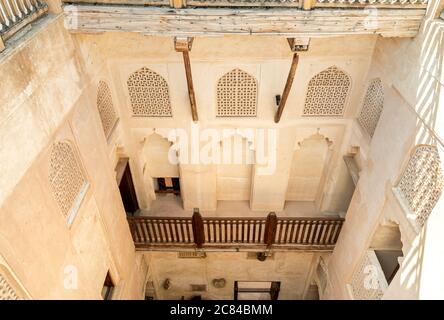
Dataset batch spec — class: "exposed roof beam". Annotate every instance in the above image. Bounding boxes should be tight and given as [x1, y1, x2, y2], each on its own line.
[64, 5, 426, 38]
[275, 52, 299, 123]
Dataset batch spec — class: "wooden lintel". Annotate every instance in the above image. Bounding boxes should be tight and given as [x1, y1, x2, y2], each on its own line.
[175, 37, 198, 121]
[275, 53, 299, 123]
[63, 5, 426, 38]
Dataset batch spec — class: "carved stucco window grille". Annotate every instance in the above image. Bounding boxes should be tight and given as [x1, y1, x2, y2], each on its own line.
[396, 145, 444, 229]
[49, 141, 89, 225]
[97, 81, 118, 138]
[216, 68, 258, 117]
[302, 66, 351, 117]
[0, 268, 22, 300]
[349, 250, 387, 300]
[316, 257, 328, 294]
[358, 78, 384, 138]
[127, 67, 172, 117]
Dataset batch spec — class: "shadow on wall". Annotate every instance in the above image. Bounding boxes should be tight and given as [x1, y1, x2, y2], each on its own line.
[397, 0, 444, 298]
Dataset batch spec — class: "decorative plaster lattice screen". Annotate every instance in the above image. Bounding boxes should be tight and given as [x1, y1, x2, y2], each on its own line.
[316, 257, 328, 294]
[396, 145, 444, 229]
[0, 271, 21, 300]
[350, 250, 387, 300]
[358, 78, 384, 138]
[127, 67, 172, 117]
[303, 66, 351, 117]
[97, 81, 118, 138]
[49, 141, 88, 219]
[216, 68, 257, 117]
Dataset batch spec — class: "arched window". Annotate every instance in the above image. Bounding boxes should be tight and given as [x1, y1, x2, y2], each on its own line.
[358, 78, 384, 138]
[127, 67, 172, 117]
[303, 66, 351, 117]
[49, 141, 88, 224]
[216, 68, 257, 117]
[396, 145, 443, 229]
[97, 81, 118, 138]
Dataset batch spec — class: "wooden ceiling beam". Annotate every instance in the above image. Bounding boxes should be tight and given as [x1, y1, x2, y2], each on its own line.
[175, 36, 198, 122]
[64, 5, 425, 38]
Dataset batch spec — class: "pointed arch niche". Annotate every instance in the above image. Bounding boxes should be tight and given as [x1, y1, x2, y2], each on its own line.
[285, 133, 332, 212]
[142, 132, 182, 211]
[216, 134, 254, 201]
[303, 66, 351, 117]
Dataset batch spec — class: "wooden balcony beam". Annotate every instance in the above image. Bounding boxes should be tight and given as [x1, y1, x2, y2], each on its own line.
[275, 51, 299, 123]
[64, 5, 426, 38]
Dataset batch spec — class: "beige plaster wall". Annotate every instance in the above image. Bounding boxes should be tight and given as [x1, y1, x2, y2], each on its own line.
[0, 15, 142, 299]
[145, 251, 317, 300]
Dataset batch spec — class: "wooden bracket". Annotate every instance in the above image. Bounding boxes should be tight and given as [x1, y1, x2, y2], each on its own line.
[287, 37, 310, 52]
[174, 36, 198, 121]
[174, 36, 194, 52]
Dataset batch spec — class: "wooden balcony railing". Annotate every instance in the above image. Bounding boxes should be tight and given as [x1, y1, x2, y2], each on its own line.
[127, 210, 344, 251]
[0, 0, 48, 51]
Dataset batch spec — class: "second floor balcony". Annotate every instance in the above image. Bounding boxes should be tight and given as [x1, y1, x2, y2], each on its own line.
[127, 210, 345, 251]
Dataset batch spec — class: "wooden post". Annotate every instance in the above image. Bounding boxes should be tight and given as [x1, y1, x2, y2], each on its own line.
[171, 0, 185, 8]
[274, 52, 299, 123]
[175, 36, 198, 122]
[192, 208, 205, 248]
[264, 212, 277, 248]
[302, 0, 316, 10]
[0, 36, 5, 52]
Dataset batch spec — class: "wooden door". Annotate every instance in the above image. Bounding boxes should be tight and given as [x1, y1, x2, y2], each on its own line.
[117, 159, 139, 215]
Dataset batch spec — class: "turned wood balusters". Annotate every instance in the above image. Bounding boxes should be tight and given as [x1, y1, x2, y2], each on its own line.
[0, 0, 48, 50]
[127, 211, 345, 250]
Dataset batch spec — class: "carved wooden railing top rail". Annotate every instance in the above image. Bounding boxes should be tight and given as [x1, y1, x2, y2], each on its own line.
[127, 211, 344, 251]
[0, 0, 48, 51]
[187, 0, 428, 8]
